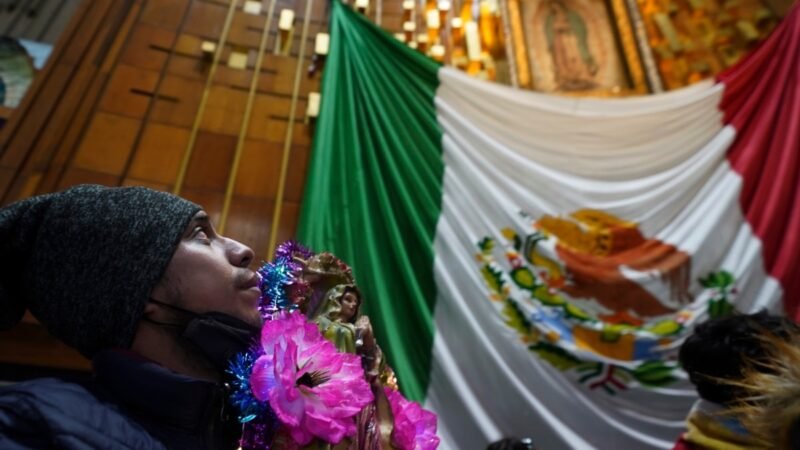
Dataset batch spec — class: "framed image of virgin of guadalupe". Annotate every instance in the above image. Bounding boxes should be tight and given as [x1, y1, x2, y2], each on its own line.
[506, 0, 649, 95]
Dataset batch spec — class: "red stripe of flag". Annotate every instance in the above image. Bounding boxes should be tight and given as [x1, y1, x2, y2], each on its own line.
[718, 6, 800, 318]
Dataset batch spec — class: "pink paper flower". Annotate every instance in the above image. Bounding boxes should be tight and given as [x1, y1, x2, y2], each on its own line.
[385, 387, 440, 450]
[250, 311, 373, 445]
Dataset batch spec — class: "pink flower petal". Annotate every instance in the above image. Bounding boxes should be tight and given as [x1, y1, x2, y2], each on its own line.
[250, 355, 275, 402]
[385, 388, 440, 450]
[304, 409, 354, 444]
[252, 311, 373, 445]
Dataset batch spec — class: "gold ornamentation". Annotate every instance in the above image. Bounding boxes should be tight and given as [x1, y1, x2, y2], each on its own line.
[507, 0, 532, 88]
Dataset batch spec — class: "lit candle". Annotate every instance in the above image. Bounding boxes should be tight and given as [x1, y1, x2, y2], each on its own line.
[430, 44, 445, 61]
[426, 9, 441, 29]
[465, 21, 481, 61]
[354, 0, 369, 11]
[279, 9, 295, 31]
[315, 33, 330, 55]
[307, 92, 321, 118]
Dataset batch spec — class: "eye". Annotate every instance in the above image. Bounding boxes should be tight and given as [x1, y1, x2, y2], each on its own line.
[192, 226, 211, 243]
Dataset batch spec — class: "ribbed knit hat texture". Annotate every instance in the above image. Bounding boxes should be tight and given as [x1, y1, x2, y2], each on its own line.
[0, 185, 200, 357]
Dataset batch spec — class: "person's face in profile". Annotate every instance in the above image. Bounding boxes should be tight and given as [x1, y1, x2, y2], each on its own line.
[151, 210, 262, 328]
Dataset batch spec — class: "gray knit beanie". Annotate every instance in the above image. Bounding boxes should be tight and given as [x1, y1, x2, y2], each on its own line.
[0, 184, 200, 357]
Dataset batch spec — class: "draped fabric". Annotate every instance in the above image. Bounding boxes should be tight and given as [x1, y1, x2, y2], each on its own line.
[297, 0, 443, 402]
[298, 2, 800, 448]
[718, 16, 800, 317]
[427, 72, 774, 450]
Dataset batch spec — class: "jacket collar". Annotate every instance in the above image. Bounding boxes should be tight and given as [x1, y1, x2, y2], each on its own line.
[92, 349, 227, 432]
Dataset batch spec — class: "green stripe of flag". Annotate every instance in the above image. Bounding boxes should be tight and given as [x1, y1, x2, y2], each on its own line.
[297, 0, 443, 402]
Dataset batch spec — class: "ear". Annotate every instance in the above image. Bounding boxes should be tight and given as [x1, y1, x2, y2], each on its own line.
[142, 300, 158, 317]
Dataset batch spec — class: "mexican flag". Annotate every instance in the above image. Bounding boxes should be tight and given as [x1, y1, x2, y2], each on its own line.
[297, 2, 800, 448]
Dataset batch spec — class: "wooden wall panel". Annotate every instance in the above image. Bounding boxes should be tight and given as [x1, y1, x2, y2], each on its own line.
[225, 195, 275, 258]
[227, 10, 266, 48]
[119, 23, 177, 71]
[283, 142, 310, 203]
[98, 64, 160, 118]
[128, 123, 189, 184]
[260, 54, 320, 95]
[381, 15, 403, 31]
[173, 32, 207, 57]
[275, 200, 300, 244]
[71, 112, 142, 175]
[166, 53, 208, 79]
[0, 167, 13, 195]
[199, 85, 247, 135]
[183, 131, 237, 190]
[122, 178, 171, 191]
[181, 187, 225, 224]
[18, 62, 108, 189]
[141, 0, 191, 28]
[150, 75, 204, 127]
[56, 167, 122, 188]
[183, 1, 229, 39]
[233, 140, 281, 198]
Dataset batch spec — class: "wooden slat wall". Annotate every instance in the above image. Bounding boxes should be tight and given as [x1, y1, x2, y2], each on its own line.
[0, 0, 327, 258]
[0, 0, 330, 372]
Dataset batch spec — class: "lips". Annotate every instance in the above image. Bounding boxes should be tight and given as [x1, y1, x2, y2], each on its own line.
[240, 271, 261, 290]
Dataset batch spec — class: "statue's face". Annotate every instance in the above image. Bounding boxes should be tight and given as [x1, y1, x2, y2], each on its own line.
[339, 291, 359, 322]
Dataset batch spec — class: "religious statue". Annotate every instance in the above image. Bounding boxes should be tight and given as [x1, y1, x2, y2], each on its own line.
[313, 284, 396, 386]
[310, 284, 398, 450]
[247, 242, 437, 450]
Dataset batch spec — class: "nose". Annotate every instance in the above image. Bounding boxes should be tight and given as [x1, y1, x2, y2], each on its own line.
[226, 237, 255, 268]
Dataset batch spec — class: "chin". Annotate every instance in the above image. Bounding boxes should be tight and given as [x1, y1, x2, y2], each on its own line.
[244, 310, 264, 328]
[227, 294, 263, 328]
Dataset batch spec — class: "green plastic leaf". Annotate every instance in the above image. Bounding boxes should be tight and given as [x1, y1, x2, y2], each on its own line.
[708, 298, 735, 319]
[631, 360, 677, 387]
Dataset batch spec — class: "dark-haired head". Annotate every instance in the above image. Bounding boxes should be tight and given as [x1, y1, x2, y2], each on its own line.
[679, 310, 799, 405]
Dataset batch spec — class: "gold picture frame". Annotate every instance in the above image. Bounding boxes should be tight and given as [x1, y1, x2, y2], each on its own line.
[506, 0, 649, 96]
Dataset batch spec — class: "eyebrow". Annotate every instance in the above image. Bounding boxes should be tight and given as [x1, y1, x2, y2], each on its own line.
[183, 213, 210, 236]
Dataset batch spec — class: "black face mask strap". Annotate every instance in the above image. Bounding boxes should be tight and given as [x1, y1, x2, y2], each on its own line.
[144, 298, 198, 329]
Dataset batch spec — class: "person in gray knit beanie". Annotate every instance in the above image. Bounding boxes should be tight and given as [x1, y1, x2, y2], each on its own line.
[0, 184, 201, 357]
[0, 184, 264, 449]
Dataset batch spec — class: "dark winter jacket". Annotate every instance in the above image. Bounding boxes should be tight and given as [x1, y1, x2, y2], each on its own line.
[0, 350, 240, 449]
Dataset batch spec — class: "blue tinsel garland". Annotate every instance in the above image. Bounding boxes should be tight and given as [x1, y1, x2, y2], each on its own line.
[228, 241, 316, 449]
